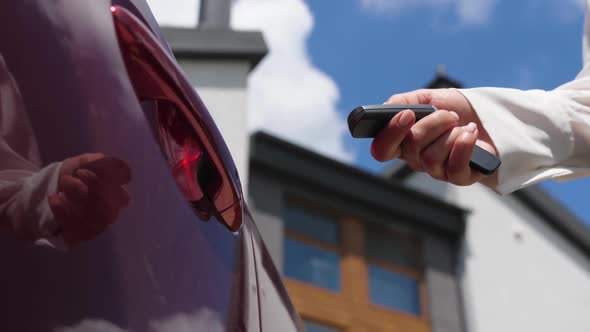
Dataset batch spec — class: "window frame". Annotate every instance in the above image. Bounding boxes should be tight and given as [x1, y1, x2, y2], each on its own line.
[282, 197, 430, 331]
[282, 198, 343, 293]
[365, 224, 429, 319]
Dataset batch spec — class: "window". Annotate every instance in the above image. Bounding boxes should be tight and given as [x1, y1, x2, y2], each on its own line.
[283, 205, 340, 292]
[284, 206, 338, 244]
[366, 225, 419, 269]
[366, 224, 423, 316]
[368, 265, 421, 315]
[281, 200, 429, 332]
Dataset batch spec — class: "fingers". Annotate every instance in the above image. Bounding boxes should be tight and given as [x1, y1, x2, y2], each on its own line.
[50, 153, 132, 246]
[402, 110, 460, 169]
[48, 192, 82, 223]
[376, 88, 492, 186]
[419, 126, 466, 180]
[91, 185, 130, 223]
[78, 156, 132, 185]
[385, 89, 433, 105]
[446, 125, 487, 185]
[371, 110, 415, 162]
[48, 193, 94, 245]
[74, 168, 99, 189]
[74, 168, 130, 225]
[76, 165, 130, 210]
[59, 174, 89, 206]
[61, 153, 106, 176]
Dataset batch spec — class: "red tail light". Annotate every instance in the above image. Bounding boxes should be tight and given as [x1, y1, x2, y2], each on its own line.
[111, 5, 242, 231]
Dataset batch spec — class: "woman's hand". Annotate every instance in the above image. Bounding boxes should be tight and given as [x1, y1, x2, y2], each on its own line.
[48, 153, 131, 246]
[371, 89, 498, 186]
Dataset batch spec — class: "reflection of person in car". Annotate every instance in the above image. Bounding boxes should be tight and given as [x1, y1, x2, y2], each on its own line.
[0, 54, 131, 249]
[48, 154, 131, 246]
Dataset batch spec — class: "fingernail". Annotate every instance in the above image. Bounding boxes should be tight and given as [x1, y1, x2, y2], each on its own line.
[465, 122, 477, 133]
[449, 111, 459, 121]
[398, 111, 413, 127]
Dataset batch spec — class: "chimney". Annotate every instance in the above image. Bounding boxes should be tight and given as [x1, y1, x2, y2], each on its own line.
[199, 0, 231, 29]
[426, 64, 462, 89]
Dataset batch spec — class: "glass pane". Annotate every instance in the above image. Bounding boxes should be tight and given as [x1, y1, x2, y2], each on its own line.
[283, 206, 338, 245]
[366, 225, 419, 269]
[369, 265, 421, 315]
[304, 321, 342, 332]
[284, 238, 340, 292]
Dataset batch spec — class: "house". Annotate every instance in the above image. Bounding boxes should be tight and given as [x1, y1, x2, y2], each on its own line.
[389, 162, 590, 332]
[248, 127, 590, 332]
[248, 131, 466, 332]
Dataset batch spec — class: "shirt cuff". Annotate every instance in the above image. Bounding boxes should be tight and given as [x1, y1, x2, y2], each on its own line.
[33, 162, 68, 250]
[457, 87, 574, 195]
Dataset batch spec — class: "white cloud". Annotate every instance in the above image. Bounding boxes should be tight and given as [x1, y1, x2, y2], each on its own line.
[570, 0, 586, 9]
[457, 0, 496, 24]
[145, 0, 200, 28]
[359, 0, 496, 24]
[557, 0, 587, 23]
[54, 308, 223, 332]
[55, 319, 128, 332]
[149, 308, 224, 332]
[232, 0, 354, 162]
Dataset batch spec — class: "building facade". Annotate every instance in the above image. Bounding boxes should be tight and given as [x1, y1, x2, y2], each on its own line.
[249, 132, 467, 332]
[398, 165, 590, 332]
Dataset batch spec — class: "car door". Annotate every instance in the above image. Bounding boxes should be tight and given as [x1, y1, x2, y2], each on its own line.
[0, 1, 259, 331]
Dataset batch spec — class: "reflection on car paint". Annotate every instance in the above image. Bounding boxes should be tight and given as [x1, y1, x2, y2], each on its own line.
[0, 52, 131, 249]
[55, 308, 224, 332]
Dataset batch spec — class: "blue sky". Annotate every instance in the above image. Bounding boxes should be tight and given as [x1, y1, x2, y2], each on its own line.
[302, 0, 590, 225]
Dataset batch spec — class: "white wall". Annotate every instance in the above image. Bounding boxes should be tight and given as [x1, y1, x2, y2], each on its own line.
[409, 175, 590, 332]
[451, 184, 590, 332]
[146, 0, 201, 28]
[405, 172, 454, 201]
[178, 59, 252, 194]
[404, 172, 590, 332]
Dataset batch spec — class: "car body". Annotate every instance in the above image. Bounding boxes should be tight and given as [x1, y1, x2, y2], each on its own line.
[0, 1, 301, 331]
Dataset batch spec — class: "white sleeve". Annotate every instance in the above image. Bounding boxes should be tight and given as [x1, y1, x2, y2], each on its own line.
[0, 53, 65, 249]
[457, 3, 590, 195]
[0, 161, 64, 246]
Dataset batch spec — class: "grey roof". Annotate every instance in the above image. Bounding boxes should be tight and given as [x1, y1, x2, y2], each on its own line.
[250, 132, 468, 239]
[387, 162, 590, 258]
[161, 27, 268, 69]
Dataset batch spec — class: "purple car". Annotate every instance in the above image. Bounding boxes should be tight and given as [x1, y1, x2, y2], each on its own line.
[0, 1, 301, 331]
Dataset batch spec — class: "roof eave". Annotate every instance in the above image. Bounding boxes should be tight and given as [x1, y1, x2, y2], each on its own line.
[161, 27, 268, 70]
